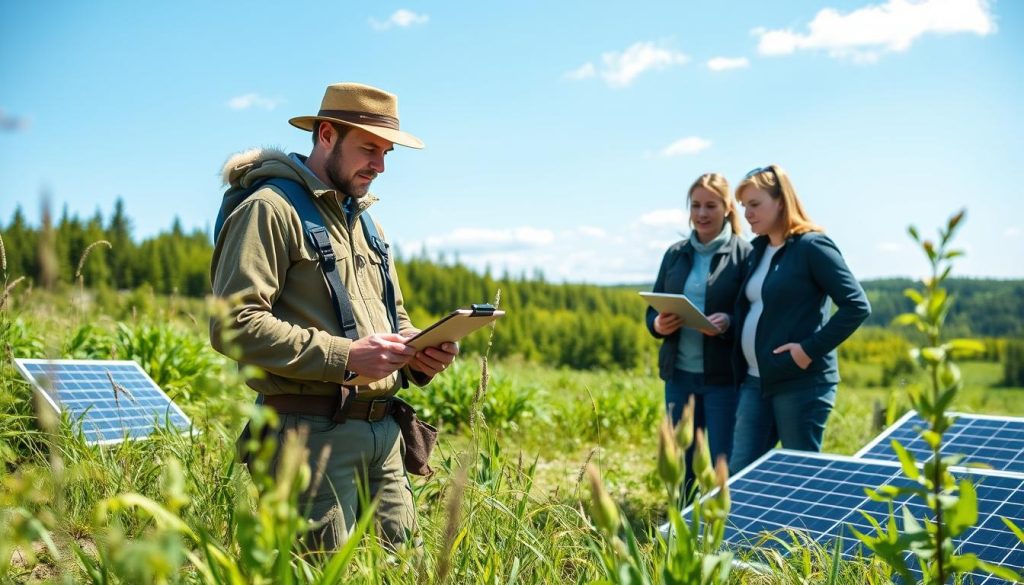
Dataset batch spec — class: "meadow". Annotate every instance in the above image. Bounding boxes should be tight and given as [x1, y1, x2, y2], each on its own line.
[2, 284, 1022, 584]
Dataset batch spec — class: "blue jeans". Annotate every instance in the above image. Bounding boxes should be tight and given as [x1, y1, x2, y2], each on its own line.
[665, 370, 738, 498]
[729, 375, 837, 475]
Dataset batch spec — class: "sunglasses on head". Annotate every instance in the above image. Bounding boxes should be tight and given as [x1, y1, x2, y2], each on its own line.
[743, 165, 776, 180]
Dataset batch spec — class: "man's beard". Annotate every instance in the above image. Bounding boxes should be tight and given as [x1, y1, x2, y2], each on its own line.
[326, 142, 375, 198]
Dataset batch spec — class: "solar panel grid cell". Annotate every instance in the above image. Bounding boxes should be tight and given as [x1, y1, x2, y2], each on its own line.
[688, 451, 1023, 584]
[14, 359, 191, 445]
[857, 411, 1024, 475]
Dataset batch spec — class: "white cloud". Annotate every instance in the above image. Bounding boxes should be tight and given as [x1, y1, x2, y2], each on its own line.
[564, 62, 596, 81]
[577, 226, 607, 238]
[568, 41, 689, 88]
[660, 136, 711, 157]
[400, 217, 689, 284]
[227, 93, 282, 111]
[754, 0, 995, 62]
[706, 56, 750, 71]
[370, 9, 429, 31]
[1004, 227, 1022, 239]
[637, 209, 688, 228]
[416, 227, 555, 253]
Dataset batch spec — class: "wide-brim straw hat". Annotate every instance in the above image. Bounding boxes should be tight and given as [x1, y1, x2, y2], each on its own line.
[289, 82, 424, 149]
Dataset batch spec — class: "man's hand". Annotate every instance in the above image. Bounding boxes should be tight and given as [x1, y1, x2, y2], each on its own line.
[347, 333, 418, 380]
[773, 342, 811, 369]
[653, 312, 683, 336]
[409, 342, 460, 377]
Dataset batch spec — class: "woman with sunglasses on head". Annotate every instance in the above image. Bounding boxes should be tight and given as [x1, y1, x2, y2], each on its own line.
[728, 165, 870, 474]
[647, 173, 752, 497]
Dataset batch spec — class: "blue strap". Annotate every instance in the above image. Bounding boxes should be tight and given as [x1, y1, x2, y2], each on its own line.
[215, 177, 400, 343]
[263, 178, 360, 341]
[360, 213, 399, 334]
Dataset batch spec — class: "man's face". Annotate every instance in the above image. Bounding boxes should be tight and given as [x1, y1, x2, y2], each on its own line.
[325, 126, 395, 198]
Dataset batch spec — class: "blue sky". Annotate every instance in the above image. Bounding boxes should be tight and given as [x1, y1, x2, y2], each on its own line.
[1, 0, 1021, 284]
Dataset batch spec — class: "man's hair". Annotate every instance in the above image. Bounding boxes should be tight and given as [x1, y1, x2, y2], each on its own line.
[312, 121, 352, 147]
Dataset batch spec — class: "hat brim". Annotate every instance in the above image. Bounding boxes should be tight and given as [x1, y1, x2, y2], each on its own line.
[289, 116, 424, 149]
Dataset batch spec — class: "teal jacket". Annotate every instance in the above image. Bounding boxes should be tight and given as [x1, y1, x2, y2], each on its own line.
[733, 232, 870, 395]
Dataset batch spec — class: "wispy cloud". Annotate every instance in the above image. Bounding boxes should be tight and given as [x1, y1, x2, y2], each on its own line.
[660, 136, 711, 157]
[401, 211, 698, 283]
[227, 93, 282, 111]
[754, 0, 995, 63]
[1004, 227, 1022, 239]
[567, 41, 689, 88]
[637, 209, 688, 228]
[416, 227, 554, 254]
[577, 226, 607, 238]
[370, 9, 429, 31]
[706, 56, 750, 71]
[0, 108, 31, 132]
[564, 62, 596, 81]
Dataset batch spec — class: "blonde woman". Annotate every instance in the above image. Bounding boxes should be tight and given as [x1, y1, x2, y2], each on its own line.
[647, 173, 751, 496]
[729, 165, 870, 474]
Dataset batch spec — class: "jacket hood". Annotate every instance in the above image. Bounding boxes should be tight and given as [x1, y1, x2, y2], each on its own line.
[219, 147, 379, 209]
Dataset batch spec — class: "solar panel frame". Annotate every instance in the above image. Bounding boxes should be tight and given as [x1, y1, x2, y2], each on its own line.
[671, 449, 1023, 585]
[13, 358, 192, 446]
[856, 410, 1024, 475]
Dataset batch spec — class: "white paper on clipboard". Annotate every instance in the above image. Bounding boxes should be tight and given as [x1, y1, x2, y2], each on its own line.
[639, 292, 719, 333]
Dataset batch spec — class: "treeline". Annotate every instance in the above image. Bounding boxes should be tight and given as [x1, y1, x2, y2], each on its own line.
[860, 278, 1024, 337]
[1, 202, 653, 370]
[398, 258, 652, 370]
[2, 202, 211, 297]
[2, 203, 1021, 371]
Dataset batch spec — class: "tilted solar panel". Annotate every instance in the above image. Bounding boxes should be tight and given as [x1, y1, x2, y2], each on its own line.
[856, 410, 1024, 475]
[13, 359, 192, 445]
[678, 450, 1023, 584]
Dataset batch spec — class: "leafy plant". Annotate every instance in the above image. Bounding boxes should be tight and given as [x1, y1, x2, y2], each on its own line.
[584, 396, 734, 585]
[852, 210, 1021, 584]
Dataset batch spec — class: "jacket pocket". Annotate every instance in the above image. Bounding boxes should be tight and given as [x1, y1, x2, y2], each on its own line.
[761, 350, 803, 382]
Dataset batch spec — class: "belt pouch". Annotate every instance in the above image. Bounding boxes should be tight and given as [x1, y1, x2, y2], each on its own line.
[391, 397, 438, 476]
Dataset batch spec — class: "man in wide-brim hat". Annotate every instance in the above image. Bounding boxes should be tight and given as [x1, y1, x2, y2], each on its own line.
[211, 82, 458, 550]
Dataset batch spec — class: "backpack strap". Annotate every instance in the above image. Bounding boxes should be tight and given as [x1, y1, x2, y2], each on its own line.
[262, 178, 360, 341]
[215, 177, 401, 344]
[360, 212, 399, 334]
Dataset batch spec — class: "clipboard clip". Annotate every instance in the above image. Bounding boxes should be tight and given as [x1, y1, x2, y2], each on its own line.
[470, 303, 496, 316]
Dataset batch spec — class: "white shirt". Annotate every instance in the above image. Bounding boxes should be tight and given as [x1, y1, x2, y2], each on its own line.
[741, 244, 781, 377]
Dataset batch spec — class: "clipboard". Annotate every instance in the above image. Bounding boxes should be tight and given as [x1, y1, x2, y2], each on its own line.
[405, 304, 505, 350]
[639, 292, 719, 333]
[347, 304, 505, 386]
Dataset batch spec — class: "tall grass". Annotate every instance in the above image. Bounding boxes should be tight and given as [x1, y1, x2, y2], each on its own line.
[1, 231, 1022, 582]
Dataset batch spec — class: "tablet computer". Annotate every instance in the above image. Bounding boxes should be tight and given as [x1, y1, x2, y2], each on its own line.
[639, 292, 719, 333]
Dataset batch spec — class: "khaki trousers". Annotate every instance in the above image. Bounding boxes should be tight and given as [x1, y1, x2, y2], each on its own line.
[271, 413, 416, 550]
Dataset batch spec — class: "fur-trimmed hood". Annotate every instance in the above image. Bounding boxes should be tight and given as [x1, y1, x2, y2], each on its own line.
[219, 147, 378, 210]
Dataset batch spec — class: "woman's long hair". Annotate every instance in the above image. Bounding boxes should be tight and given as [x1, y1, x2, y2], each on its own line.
[735, 164, 822, 238]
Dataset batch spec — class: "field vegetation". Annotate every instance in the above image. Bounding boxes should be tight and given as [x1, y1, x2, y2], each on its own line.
[1, 207, 1022, 583]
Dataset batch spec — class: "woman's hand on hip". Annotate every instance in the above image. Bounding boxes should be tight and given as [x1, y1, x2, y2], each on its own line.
[773, 342, 811, 369]
[654, 312, 683, 335]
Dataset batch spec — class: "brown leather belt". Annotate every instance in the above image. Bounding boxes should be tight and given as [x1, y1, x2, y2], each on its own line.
[261, 393, 394, 423]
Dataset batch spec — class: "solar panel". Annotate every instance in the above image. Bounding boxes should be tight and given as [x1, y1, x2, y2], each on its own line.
[13, 359, 192, 445]
[677, 450, 1023, 584]
[857, 410, 1024, 475]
